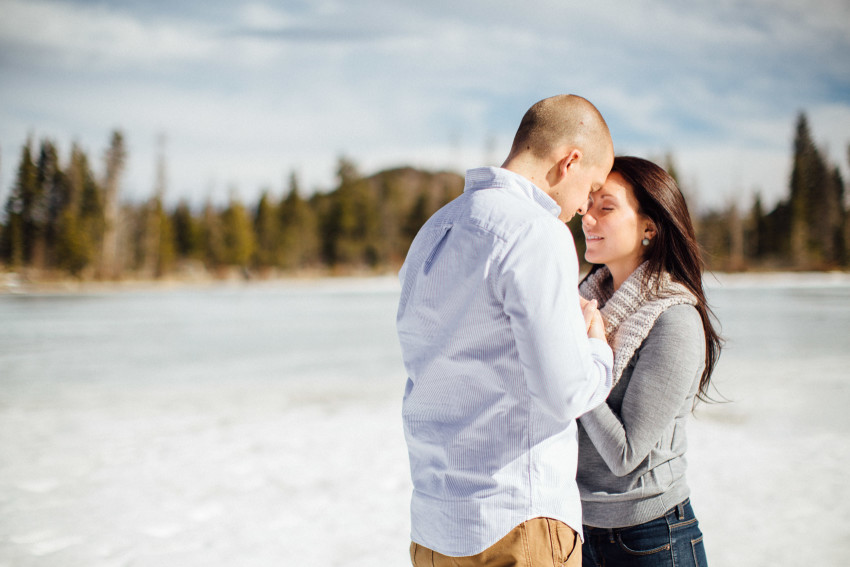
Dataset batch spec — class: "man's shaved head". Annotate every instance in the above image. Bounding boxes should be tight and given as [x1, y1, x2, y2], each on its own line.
[508, 94, 613, 167]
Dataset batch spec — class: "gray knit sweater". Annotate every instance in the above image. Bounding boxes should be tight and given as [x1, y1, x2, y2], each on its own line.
[577, 304, 705, 528]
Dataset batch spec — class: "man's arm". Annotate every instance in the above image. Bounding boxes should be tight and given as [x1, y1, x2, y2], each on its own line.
[499, 219, 613, 422]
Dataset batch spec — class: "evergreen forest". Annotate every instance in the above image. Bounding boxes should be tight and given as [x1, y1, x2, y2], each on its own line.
[1, 113, 847, 283]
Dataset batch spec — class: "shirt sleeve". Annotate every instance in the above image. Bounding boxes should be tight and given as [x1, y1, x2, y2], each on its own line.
[579, 305, 704, 477]
[498, 219, 613, 423]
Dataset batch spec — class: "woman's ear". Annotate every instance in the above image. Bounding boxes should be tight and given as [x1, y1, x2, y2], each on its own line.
[643, 219, 657, 240]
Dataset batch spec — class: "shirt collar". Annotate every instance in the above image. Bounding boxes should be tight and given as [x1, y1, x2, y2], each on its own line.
[463, 166, 561, 218]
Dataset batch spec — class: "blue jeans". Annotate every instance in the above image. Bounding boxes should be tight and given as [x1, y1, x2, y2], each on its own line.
[582, 499, 707, 567]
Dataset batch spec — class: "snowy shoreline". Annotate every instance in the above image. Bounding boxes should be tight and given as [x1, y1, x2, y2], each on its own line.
[0, 270, 404, 295]
[3, 269, 850, 296]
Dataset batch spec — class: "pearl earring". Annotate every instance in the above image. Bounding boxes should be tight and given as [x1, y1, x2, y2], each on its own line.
[642, 238, 651, 246]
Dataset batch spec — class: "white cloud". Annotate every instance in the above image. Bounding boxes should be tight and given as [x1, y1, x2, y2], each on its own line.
[0, 0, 217, 70]
[0, 0, 848, 213]
[236, 3, 295, 30]
[676, 146, 792, 211]
[809, 104, 850, 167]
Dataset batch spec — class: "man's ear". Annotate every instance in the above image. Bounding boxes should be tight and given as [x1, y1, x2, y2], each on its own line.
[560, 149, 582, 178]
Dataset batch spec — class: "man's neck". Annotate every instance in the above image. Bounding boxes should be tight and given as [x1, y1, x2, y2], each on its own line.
[501, 155, 552, 194]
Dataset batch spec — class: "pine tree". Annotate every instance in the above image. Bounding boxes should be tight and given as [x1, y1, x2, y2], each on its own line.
[141, 136, 168, 278]
[279, 172, 319, 270]
[77, 147, 106, 269]
[54, 208, 89, 276]
[819, 160, 844, 266]
[42, 141, 71, 269]
[220, 191, 255, 268]
[831, 166, 846, 266]
[29, 140, 63, 270]
[253, 191, 279, 268]
[353, 176, 381, 267]
[846, 145, 850, 266]
[728, 201, 745, 271]
[1, 141, 37, 267]
[320, 157, 369, 267]
[171, 201, 202, 260]
[789, 113, 832, 266]
[122, 204, 147, 272]
[54, 144, 102, 275]
[330, 158, 362, 266]
[378, 174, 406, 266]
[749, 192, 765, 260]
[141, 196, 161, 278]
[760, 202, 792, 265]
[696, 209, 732, 270]
[200, 200, 226, 268]
[156, 201, 176, 276]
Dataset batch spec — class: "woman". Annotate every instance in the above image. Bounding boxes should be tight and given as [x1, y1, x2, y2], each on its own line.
[576, 156, 722, 566]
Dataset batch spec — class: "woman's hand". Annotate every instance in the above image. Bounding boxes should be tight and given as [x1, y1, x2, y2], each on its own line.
[581, 297, 607, 341]
[588, 310, 606, 340]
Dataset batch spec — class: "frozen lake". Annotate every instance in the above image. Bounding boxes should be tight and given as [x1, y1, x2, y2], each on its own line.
[1, 273, 849, 566]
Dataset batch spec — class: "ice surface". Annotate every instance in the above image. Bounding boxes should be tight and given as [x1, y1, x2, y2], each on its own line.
[1, 273, 848, 566]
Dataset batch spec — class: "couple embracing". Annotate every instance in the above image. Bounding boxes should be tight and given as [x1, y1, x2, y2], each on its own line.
[396, 95, 722, 567]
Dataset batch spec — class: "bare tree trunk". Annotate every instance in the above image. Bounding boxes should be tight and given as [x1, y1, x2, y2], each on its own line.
[100, 131, 126, 279]
[142, 134, 167, 278]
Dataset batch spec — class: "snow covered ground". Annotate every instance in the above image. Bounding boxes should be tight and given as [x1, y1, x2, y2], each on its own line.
[1, 379, 411, 566]
[1, 273, 849, 566]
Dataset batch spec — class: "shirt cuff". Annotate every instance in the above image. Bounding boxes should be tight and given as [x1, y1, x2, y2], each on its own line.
[588, 337, 614, 367]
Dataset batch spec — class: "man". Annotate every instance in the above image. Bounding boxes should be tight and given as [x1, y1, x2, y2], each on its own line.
[396, 94, 615, 566]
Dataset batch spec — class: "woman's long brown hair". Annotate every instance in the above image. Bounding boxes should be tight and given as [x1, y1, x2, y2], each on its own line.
[585, 156, 723, 402]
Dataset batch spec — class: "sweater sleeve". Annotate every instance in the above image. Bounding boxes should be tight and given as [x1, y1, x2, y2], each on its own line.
[578, 304, 704, 477]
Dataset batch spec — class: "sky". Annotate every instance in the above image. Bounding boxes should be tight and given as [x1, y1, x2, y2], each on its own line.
[1, 0, 849, 212]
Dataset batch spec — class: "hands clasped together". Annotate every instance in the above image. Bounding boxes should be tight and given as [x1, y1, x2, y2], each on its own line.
[581, 297, 606, 341]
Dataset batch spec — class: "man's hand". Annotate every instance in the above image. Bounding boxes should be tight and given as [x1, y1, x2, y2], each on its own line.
[581, 297, 606, 341]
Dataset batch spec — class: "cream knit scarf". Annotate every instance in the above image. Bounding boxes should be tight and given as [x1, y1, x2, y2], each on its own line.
[579, 262, 697, 386]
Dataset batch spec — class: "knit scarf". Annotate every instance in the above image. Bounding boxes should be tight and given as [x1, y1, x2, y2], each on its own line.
[579, 262, 697, 386]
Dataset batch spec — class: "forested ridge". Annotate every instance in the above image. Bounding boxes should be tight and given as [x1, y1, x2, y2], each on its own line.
[1, 113, 847, 283]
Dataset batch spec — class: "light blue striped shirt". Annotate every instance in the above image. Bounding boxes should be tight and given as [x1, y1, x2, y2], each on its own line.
[397, 167, 614, 557]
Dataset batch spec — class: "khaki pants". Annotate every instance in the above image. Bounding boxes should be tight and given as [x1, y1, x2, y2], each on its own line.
[410, 517, 580, 567]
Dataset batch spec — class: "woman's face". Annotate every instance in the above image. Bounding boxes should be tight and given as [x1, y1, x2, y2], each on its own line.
[582, 171, 653, 277]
